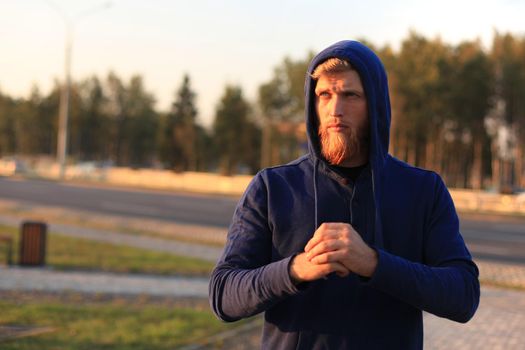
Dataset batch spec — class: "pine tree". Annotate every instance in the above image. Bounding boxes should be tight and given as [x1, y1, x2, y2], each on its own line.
[160, 74, 198, 171]
[213, 85, 259, 175]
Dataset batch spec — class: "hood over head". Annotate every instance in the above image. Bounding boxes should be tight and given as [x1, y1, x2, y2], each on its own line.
[305, 40, 391, 170]
[305, 40, 391, 248]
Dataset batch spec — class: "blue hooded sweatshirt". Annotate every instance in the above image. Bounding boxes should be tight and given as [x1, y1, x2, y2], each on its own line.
[209, 40, 480, 349]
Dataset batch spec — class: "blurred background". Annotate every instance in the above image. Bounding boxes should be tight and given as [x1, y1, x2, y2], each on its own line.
[1, 1, 525, 349]
[0, 0, 524, 191]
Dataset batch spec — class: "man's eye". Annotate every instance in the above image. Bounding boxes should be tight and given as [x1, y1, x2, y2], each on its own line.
[319, 92, 330, 98]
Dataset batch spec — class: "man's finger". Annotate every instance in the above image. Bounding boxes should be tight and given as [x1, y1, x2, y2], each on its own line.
[305, 226, 340, 252]
[306, 239, 340, 260]
[310, 251, 346, 265]
[335, 270, 350, 277]
[328, 261, 349, 276]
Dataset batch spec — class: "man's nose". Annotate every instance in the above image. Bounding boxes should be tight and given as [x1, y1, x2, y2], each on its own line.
[329, 95, 344, 117]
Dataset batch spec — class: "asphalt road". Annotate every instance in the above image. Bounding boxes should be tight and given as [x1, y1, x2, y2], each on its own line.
[0, 177, 237, 228]
[1, 177, 524, 264]
[459, 213, 525, 265]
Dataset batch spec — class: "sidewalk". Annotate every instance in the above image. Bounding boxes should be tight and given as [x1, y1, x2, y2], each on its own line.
[423, 286, 525, 349]
[0, 266, 208, 298]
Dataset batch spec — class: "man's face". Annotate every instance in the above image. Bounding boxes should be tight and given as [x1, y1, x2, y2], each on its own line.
[315, 69, 369, 167]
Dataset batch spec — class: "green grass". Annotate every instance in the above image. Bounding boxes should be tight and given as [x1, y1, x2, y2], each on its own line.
[0, 225, 214, 276]
[0, 295, 241, 350]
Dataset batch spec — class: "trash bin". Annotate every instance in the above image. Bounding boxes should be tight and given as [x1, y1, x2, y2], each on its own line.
[19, 221, 47, 266]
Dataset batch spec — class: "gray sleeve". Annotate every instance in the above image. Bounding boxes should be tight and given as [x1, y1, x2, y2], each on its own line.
[208, 173, 301, 321]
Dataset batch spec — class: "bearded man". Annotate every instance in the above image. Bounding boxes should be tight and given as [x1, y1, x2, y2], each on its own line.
[209, 40, 479, 350]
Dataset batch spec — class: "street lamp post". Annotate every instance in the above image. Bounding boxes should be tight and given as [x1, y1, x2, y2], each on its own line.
[57, 20, 72, 180]
[48, 1, 111, 180]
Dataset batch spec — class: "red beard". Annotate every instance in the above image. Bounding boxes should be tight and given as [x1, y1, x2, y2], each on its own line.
[318, 125, 366, 166]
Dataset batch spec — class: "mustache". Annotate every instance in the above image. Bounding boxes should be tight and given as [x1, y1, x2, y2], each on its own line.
[322, 121, 351, 128]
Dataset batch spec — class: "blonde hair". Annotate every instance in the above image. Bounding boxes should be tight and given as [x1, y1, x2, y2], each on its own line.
[311, 58, 353, 79]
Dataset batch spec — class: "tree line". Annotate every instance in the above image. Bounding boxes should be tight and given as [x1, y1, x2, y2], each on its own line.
[0, 31, 524, 190]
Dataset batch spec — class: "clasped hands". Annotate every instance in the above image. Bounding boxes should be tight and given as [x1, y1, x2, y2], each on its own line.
[289, 223, 378, 284]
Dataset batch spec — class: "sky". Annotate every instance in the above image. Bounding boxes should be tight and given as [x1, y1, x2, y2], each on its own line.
[1, 0, 524, 127]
